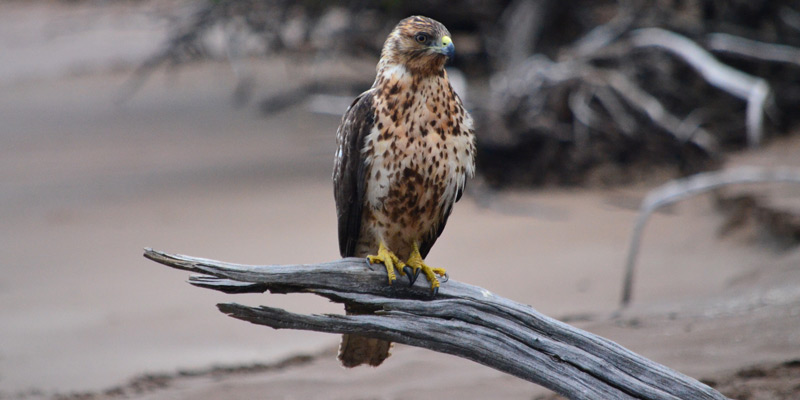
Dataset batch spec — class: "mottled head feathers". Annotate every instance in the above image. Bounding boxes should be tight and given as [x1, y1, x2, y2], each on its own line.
[379, 16, 454, 75]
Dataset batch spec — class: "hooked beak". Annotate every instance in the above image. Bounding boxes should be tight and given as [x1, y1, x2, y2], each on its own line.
[437, 35, 455, 60]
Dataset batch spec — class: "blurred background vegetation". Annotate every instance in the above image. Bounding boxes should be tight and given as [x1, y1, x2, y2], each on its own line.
[125, 0, 800, 187]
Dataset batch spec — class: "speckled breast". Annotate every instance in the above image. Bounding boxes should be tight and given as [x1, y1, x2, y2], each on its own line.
[356, 69, 475, 259]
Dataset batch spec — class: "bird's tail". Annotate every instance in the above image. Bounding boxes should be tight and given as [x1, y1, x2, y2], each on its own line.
[338, 334, 392, 368]
[338, 303, 392, 367]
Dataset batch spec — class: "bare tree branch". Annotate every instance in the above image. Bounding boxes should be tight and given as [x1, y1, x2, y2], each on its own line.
[629, 28, 771, 147]
[706, 33, 800, 67]
[604, 70, 719, 153]
[144, 248, 730, 400]
[620, 166, 800, 307]
[565, 0, 635, 60]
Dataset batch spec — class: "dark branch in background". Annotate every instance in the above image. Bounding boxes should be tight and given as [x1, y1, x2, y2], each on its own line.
[121, 0, 800, 186]
[477, 0, 800, 187]
[144, 248, 731, 400]
[116, 1, 231, 103]
[115, 0, 506, 105]
[629, 28, 771, 147]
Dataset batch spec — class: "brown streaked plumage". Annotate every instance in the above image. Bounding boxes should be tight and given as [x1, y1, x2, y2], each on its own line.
[333, 16, 476, 368]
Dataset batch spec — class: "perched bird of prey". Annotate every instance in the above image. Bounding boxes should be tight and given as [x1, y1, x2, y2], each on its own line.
[332, 16, 476, 368]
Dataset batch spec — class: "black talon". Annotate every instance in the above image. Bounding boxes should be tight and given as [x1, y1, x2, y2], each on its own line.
[440, 272, 449, 283]
[431, 286, 439, 297]
[403, 266, 417, 286]
[410, 267, 422, 286]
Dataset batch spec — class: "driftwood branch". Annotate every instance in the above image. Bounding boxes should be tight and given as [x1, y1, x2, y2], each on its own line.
[144, 248, 729, 400]
[629, 28, 771, 147]
[706, 33, 800, 67]
[621, 166, 800, 307]
[604, 70, 719, 153]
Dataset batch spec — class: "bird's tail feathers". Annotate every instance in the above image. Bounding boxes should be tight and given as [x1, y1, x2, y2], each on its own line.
[338, 334, 392, 368]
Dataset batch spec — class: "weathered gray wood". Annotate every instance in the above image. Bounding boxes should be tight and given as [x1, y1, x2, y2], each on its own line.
[144, 248, 730, 400]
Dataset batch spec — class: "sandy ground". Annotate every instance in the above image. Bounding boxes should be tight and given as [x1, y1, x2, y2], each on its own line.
[2, 2, 800, 399]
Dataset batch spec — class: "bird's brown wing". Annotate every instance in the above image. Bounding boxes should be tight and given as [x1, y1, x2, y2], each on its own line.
[333, 89, 376, 257]
[418, 177, 470, 259]
[418, 204, 452, 259]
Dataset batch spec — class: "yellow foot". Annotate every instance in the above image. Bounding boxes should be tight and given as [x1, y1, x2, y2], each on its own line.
[366, 242, 406, 285]
[405, 243, 447, 295]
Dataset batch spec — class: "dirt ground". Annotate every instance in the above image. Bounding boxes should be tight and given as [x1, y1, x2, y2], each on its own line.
[1, 2, 799, 399]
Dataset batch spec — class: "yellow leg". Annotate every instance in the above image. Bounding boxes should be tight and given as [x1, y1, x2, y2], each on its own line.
[405, 243, 447, 294]
[366, 241, 406, 285]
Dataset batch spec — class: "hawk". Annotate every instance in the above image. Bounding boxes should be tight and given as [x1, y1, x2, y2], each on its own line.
[333, 16, 476, 368]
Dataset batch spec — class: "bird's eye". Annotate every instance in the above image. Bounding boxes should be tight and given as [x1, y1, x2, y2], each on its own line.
[415, 33, 428, 44]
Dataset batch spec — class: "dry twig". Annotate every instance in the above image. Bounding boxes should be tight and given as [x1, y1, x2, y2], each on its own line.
[620, 166, 800, 307]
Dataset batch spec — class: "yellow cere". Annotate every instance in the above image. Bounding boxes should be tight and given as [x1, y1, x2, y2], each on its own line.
[442, 36, 452, 46]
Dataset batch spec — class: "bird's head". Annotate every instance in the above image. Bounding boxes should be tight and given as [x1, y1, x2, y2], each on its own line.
[379, 16, 454, 76]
